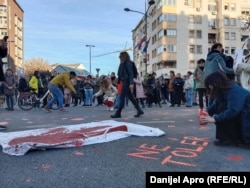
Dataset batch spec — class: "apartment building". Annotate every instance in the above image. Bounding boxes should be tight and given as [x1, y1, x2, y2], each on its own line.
[0, 0, 23, 75]
[132, 0, 250, 77]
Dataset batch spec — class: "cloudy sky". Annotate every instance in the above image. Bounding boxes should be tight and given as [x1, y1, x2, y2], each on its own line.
[17, 0, 147, 75]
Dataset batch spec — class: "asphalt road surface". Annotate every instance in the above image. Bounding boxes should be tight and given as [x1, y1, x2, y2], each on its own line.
[0, 102, 249, 188]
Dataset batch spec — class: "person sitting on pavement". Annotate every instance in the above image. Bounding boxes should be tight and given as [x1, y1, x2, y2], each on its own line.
[93, 77, 117, 111]
[44, 71, 76, 112]
[200, 71, 250, 146]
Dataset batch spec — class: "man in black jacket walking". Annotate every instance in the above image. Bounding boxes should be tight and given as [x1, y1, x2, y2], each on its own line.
[111, 51, 144, 118]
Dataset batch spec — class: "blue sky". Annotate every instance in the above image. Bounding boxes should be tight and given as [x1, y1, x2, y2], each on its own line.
[17, 0, 147, 75]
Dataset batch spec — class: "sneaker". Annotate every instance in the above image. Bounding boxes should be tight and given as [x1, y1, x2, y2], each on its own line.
[0, 125, 7, 130]
[59, 108, 68, 112]
[106, 107, 110, 111]
[44, 106, 52, 112]
[110, 107, 114, 111]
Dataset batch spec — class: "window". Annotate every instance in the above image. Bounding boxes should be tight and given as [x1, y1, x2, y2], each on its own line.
[152, 20, 157, 30]
[164, 0, 176, 5]
[196, 30, 202, 38]
[163, 13, 177, 22]
[189, 15, 195, 23]
[231, 47, 235, 55]
[231, 32, 236, 40]
[158, 29, 177, 39]
[158, 30, 164, 39]
[225, 32, 230, 40]
[157, 15, 163, 24]
[242, 8, 250, 15]
[158, 14, 177, 23]
[166, 44, 177, 52]
[224, 17, 229, 26]
[166, 29, 177, 36]
[152, 35, 157, 44]
[189, 30, 202, 38]
[0, 6, 7, 14]
[230, 18, 236, 26]
[0, 28, 7, 36]
[224, 47, 229, 54]
[189, 15, 202, 24]
[157, 46, 164, 54]
[230, 4, 236, 11]
[190, 45, 195, 53]
[208, 4, 216, 11]
[196, 0, 202, 8]
[196, 45, 202, 54]
[208, 19, 216, 26]
[152, 49, 157, 58]
[189, 30, 195, 38]
[224, 3, 229, 10]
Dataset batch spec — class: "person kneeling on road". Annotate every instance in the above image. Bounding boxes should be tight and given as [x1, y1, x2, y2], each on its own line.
[200, 71, 250, 146]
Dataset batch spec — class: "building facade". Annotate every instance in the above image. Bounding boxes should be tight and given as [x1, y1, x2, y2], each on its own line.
[0, 0, 23, 76]
[133, 0, 250, 77]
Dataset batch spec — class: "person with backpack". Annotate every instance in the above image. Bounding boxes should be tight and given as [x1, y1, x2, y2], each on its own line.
[204, 43, 235, 78]
[111, 51, 144, 118]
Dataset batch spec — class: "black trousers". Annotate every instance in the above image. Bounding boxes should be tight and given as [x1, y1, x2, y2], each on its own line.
[197, 88, 208, 109]
[215, 102, 243, 143]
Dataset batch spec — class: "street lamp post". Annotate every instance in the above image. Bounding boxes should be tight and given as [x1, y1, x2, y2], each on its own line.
[124, 0, 155, 75]
[86, 44, 95, 75]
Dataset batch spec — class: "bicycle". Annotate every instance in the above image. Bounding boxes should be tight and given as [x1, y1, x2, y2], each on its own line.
[18, 89, 58, 111]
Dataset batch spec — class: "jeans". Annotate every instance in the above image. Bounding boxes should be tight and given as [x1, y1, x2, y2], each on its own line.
[84, 89, 93, 105]
[115, 94, 120, 108]
[46, 84, 63, 109]
[116, 81, 141, 114]
[5, 95, 14, 109]
[185, 88, 193, 107]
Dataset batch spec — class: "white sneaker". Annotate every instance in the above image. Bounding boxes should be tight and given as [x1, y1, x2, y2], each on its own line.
[110, 107, 114, 111]
[106, 107, 110, 111]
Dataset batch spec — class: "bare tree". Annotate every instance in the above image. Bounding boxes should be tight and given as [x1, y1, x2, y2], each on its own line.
[23, 58, 52, 78]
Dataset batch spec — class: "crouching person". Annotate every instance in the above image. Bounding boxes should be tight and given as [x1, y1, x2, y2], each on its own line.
[200, 71, 250, 146]
[93, 78, 117, 111]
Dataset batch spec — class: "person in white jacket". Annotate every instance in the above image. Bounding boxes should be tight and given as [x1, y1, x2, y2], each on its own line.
[93, 77, 117, 111]
[184, 71, 194, 107]
[236, 38, 250, 90]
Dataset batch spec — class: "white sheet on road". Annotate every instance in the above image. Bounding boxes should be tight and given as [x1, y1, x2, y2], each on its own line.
[0, 120, 165, 156]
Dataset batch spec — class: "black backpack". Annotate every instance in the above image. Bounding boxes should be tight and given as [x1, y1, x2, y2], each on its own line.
[18, 78, 30, 92]
[132, 61, 138, 78]
[125, 61, 138, 79]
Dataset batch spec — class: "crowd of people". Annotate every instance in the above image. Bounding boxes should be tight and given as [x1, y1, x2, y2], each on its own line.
[1, 40, 250, 149]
